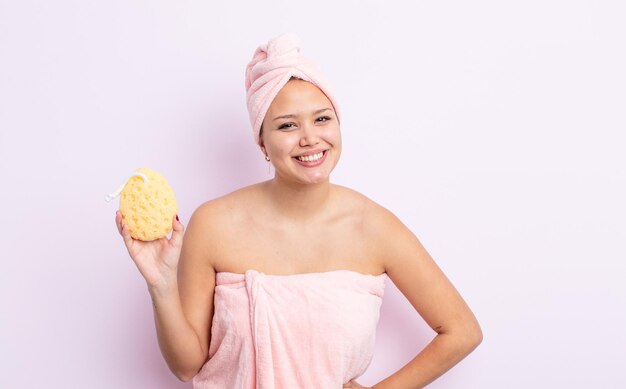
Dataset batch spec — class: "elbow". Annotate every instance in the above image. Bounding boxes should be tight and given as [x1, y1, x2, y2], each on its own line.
[444, 320, 482, 353]
[174, 366, 200, 383]
[472, 329, 483, 349]
[175, 371, 194, 383]
[441, 319, 483, 349]
[173, 350, 209, 382]
[464, 321, 483, 351]
[173, 370, 189, 383]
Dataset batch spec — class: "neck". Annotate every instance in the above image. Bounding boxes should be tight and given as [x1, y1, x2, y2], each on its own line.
[263, 175, 332, 222]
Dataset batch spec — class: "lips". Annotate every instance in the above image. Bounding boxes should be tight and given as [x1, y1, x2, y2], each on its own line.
[295, 150, 324, 162]
[293, 150, 328, 167]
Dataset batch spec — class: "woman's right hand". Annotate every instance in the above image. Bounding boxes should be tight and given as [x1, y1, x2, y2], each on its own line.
[115, 210, 185, 291]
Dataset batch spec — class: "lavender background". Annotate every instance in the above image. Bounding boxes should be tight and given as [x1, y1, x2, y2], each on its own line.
[1, 1, 625, 388]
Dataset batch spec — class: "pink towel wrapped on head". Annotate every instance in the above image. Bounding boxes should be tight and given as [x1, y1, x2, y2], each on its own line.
[192, 269, 387, 388]
[245, 32, 342, 145]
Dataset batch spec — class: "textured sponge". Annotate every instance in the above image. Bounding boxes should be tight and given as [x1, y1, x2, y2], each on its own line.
[109, 167, 178, 241]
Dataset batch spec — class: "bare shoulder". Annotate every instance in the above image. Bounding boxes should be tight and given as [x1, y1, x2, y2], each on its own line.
[331, 183, 401, 228]
[330, 183, 372, 214]
[335, 188, 483, 345]
[186, 182, 264, 265]
[194, 182, 263, 224]
[176, 186, 265, 365]
[332, 184, 421, 271]
[178, 183, 260, 280]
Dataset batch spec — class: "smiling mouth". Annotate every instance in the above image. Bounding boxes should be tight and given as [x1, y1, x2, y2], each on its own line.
[294, 150, 326, 162]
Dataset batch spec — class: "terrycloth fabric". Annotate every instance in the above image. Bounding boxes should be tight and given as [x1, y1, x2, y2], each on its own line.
[244, 32, 342, 145]
[192, 269, 387, 389]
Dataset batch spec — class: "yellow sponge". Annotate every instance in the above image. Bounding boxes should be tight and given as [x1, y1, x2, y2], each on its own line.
[106, 167, 178, 241]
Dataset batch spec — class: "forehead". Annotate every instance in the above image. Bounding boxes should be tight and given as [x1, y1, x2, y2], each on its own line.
[269, 79, 331, 111]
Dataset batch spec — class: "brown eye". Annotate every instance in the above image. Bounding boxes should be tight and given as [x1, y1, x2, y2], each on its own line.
[279, 123, 295, 130]
[317, 116, 331, 123]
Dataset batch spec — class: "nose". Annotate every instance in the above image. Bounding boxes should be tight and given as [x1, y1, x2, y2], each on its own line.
[299, 122, 320, 147]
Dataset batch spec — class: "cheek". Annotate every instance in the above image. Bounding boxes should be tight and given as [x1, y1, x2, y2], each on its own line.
[267, 134, 299, 156]
[322, 126, 342, 147]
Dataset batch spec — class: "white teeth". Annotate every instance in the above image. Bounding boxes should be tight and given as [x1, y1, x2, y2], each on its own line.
[297, 151, 324, 162]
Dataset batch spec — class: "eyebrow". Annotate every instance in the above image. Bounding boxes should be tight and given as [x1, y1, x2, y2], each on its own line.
[273, 108, 332, 121]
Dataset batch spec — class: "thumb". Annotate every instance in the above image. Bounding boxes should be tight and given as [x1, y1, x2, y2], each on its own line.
[169, 214, 185, 247]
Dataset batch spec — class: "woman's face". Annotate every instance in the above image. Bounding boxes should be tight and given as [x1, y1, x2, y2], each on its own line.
[260, 79, 341, 185]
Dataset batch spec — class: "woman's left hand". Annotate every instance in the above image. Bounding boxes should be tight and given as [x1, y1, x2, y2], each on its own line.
[343, 379, 371, 388]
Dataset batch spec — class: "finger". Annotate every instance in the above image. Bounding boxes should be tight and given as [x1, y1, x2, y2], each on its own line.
[115, 211, 123, 235]
[121, 220, 135, 248]
[169, 214, 185, 247]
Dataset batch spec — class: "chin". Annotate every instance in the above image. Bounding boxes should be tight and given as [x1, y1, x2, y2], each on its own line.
[289, 171, 331, 185]
[279, 159, 338, 185]
[305, 176, 329, 185]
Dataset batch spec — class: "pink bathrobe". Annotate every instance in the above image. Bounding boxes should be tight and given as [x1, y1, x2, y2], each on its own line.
[192, 269, 387, 388]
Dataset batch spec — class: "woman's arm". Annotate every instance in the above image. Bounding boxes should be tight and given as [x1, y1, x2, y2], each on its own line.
[149, 204, 218, 382]
[149, 276, 209, 382]
[365, 204, 483, 388]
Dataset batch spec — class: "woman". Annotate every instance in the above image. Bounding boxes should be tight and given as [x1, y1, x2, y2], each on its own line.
[115, 32, 482, 388]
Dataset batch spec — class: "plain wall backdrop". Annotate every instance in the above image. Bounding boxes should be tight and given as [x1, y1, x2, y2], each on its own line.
[1, 0, 625, 388]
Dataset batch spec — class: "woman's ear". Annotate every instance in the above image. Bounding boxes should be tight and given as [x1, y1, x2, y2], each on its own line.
[258, 135, 266, 153]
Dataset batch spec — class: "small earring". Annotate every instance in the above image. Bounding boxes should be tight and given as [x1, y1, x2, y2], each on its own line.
[264, 155, 270, 161]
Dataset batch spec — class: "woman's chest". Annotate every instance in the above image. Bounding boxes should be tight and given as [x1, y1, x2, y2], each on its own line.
[213, 217, 382, 275]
